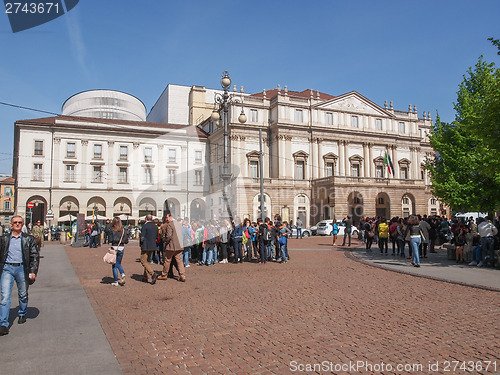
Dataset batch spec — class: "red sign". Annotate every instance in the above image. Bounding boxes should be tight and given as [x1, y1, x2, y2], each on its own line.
[27, 202, 34, 208]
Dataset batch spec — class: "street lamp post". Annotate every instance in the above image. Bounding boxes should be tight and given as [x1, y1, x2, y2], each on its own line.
[211, 71, 247, 223]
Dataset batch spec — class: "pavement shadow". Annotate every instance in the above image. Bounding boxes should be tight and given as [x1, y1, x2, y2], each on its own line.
[100, 276, 115, 285]
[7, 306, 40, 327]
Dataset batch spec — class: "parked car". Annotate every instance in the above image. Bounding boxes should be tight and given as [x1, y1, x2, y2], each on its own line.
[291, 227, 312, 238]
[310, 222, 321, 236]
[316, 220, 358, 236]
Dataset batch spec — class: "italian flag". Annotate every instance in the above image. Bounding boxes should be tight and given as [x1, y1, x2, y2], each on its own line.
[383, 151, 395, 176]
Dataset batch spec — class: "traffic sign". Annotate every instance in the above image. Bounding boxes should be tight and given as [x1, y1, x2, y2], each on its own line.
[47, 209, 53, 215]
[27, 202, 34, 208]
[46, 214, 54, 221]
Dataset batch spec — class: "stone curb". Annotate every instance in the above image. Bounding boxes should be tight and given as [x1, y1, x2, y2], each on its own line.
[345, 249, 500, 294]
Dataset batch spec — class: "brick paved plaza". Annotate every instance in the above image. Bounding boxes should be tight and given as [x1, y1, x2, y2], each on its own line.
[65, 237, 500, 374]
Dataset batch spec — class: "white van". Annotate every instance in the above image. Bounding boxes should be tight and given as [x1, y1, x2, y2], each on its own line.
[454, 212, 487, 222]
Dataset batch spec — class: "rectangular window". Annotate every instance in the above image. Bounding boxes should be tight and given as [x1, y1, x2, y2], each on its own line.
[326, 162, 334, 177]
[66, 142, 76, 158]
[168, 149, 176, 163]
[295, 109, 303, 123]
[326, 112, 333, 125]
[376, 165, 384, 178]
[376, 119, 382, 130]
[195, 170, 202, 185]
[401, 166, 408, 179]
[4, 187, 12, 196]
[34, 140, 43, 156]
[4, 200, 11, 210]
[33, 164, 43, 181]
[93, 166, 102, 182]
[352, 116, 359, 128]
[119, 167, 128, 183]
[93, 144, 102, 159]
[195, 150, 202, 163]
[250, 160, 259, 178]
[119, 146, 128, 161]
[352, 164, 360, 177]
[144, 147, 152, 162]
[145, 167, 153, 184]
[295, 160, 305, 180]
[399, 122, 405, 133]
[65, 165, 75, 181]
[168, 169, 176, 185]
[250, 109, 258, 122]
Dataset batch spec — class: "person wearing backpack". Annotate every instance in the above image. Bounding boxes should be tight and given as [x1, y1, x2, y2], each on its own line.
[182, 219, 193, 268]
[257, 218, 269, 264]
[204, 220, 219, 266]
[232, 218, 243, 263]
[378, 218, 390, 255]
[219, 219, 231, 264]
[277, 222, 292, 263]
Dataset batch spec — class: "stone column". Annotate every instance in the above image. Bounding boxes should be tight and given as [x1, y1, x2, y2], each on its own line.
[339, 140, 345, 176]
[368, 143, 374, 178]
[279, 135, 286, 178]
[157, 144, 164, 188]
[107, 141, 114, 190]
[133, 142, 140, 190]
[416, 147, 421, 180]
[81, 139, 88, 189]
[53, 137, 61, 188]
[317, 138, 323, 178]
[344, 141, 350, 176]
[310, 137, 317, 179]
[363, 142, 369, 178]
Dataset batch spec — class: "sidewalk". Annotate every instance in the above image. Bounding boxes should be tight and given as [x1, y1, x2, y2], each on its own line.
[347, 243, 500, 291]
[0, 242, 122, 375]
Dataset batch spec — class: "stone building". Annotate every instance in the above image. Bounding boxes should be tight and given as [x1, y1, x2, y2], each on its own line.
[13, 84, 443, 226]
[195, 85, 441, 226]
[0, 176, 15, 225]
[13, 90, 209, 224]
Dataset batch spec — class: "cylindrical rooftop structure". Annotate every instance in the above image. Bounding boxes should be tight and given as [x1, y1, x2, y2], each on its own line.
[62, 89, 147, 121]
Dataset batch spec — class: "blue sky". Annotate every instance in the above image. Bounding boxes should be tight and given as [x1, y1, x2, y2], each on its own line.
[1, 0, 499, 174]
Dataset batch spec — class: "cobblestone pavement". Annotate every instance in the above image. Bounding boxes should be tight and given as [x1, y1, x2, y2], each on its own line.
[66, 237, 500, 374]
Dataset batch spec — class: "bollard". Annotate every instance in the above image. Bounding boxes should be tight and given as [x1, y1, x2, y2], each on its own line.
[60, 232, 67, 244]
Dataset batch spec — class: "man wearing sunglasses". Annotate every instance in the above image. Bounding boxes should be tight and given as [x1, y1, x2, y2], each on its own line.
[0, 216, 39, 336]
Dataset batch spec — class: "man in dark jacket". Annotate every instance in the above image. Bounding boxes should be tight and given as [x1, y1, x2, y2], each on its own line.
[0, 215, 39, 336]
[341, 215, 353, 247]
[140, 214, 158, 284]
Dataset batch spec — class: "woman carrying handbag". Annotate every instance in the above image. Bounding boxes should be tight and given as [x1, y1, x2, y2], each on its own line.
[109, 217, 129, 286]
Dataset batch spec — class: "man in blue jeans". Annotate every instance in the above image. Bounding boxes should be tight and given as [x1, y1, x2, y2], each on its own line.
[0, 215, 39, 336]
[295, 217, 303, 239]
[341, 216, 353, 247]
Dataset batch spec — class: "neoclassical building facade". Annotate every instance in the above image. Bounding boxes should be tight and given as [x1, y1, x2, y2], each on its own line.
[13, 86, 442, 226]
[198, 86, 441, 226]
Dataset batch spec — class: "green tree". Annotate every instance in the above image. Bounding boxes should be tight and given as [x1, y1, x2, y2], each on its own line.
[426, 41, 500, 213]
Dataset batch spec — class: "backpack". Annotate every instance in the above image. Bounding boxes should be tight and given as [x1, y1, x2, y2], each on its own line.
[332, 223, 339, 235]
[182, 227, 193, 247]
[242, 233, 248, 244]
[263, 226, 271, 241]
[206, 227, 218, 245]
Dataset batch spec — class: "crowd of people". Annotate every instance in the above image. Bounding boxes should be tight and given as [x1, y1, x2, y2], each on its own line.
[354, 214, 499, 268]
[103, 213, 295, 286]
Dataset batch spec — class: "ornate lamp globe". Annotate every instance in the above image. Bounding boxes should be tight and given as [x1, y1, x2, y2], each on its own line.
[211, 110, 220, 121]
[221, 71, 231, 88]
[238, 110, 247, 124]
